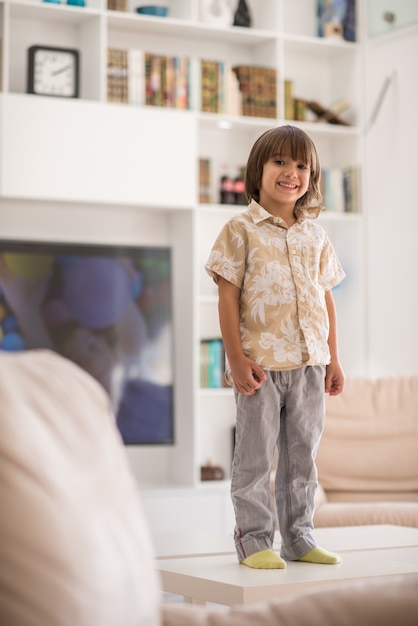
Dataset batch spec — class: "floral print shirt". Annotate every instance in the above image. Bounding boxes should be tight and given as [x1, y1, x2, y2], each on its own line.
[205, 200, 346, 375]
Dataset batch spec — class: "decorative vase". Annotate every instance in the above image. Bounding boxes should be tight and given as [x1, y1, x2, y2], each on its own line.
[200, 0, 233, 27]
[233, 0, 252, 28]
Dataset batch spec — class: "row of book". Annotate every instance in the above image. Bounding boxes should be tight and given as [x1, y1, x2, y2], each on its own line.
[201, 60, 242, 116]
[107, 50, 353, 133]
[200, 338, 227, 389]
[321, 165, 360, 213]
[107, 49, 277, 118]
[107, 49, 191, 108]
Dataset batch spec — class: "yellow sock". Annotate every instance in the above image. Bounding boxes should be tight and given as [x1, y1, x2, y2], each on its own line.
[241, 549, 287, 569]
[298, 547, 342, 564]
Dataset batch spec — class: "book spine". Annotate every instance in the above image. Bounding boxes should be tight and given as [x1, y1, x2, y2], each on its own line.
[199, 158, 212, 204]
[200, 338, 226, 388]
[129, 49, 145, 106]
[201, 60, 219, 113]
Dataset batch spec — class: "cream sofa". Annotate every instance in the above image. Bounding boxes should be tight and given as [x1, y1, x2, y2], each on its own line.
[314, 376, 418, 528]
[1, 350, 417, 626]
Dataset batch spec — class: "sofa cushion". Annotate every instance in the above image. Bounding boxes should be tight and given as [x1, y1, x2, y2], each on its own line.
[317, 376, 418, 496]
[162, 574, 418, 626]
[0, 350, 160, 626]
[314, 500, 418, 528]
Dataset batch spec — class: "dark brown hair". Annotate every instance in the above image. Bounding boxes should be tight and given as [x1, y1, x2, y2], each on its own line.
[244, 125, 322, 211]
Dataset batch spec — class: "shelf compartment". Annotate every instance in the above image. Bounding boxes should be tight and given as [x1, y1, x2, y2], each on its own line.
[283, 38, 362, 127]
[7, 2, 103, 98]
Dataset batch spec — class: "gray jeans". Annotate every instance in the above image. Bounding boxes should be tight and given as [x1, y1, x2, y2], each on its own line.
[231, 365, 325, 561]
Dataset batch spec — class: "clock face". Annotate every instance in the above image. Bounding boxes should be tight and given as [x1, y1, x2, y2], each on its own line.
[27, 46, 80, 98]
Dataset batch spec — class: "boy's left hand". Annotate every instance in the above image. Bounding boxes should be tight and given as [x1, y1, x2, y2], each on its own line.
[325, 362, 345, 396]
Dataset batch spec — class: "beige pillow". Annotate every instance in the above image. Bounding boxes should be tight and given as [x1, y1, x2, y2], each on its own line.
[319, 376, 418, 493]
[0, 350, 160, 626]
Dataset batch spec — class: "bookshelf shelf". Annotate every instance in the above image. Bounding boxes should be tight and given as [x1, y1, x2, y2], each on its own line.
[198, 111, 279, 130]
[106, 11, 277, 44]
[0, 0, 367, 503]
[282, 32, 359, 50]
[8, 2, 101, 21]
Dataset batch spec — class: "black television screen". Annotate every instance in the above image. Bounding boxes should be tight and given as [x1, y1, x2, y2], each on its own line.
[0, 240, 174, 445]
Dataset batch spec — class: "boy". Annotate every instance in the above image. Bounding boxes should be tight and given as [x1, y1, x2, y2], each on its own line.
[205, 126, 345, 569]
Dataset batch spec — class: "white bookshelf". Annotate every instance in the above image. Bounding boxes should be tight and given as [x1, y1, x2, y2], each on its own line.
[0, 1, 367, 528]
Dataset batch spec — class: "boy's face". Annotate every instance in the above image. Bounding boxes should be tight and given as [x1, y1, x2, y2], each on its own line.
[259, 153, 310, 215]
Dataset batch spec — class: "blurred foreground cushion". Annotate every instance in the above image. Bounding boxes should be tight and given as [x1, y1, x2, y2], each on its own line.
[0, 349, 160, 626]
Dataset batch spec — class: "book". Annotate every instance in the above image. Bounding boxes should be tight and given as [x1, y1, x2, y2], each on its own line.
[107, 0, 127, 10]
[144, 52, 191, 109]
[324, 168, 345, 212]
[201, 60, 219, 113]
[200, 60, 243, 115]
[199, 158, 212, 204]
[343, 164, 360, 213]
[343, 0, 356, 42]
[107, 48, 128, 104]
[128, 49, 145, 106]
[200, 338, 226, 388]
[232, 65, 277, 118]
[284, 79, 294, 120]
[294, 98, 307, 121]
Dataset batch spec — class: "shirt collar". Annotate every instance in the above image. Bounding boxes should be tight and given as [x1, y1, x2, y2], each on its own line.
[247, 199, 322, 225]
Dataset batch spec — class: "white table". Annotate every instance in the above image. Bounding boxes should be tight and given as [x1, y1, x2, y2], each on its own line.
[156, 525, 418, 606]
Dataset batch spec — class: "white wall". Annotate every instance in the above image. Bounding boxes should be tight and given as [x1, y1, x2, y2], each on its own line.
[364, 24, 418, 376]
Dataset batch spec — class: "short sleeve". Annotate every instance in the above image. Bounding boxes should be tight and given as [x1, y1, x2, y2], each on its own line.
[205, 218, 247, 288]
[319, 234, 346, 291]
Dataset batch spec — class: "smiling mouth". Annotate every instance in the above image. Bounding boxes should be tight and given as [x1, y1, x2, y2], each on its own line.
[278, 181, 298, 190]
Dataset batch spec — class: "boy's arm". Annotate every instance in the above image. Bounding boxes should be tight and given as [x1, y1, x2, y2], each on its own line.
[325, 290, 345, 396]
[217, 276, 266, 396]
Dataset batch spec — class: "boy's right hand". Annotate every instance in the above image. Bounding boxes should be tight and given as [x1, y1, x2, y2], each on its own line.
[229, 356, 266, 396]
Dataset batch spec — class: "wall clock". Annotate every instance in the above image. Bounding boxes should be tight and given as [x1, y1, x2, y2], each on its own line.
[27, 45, 80, 98]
